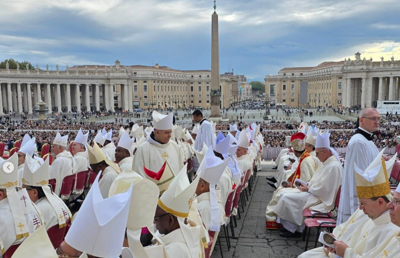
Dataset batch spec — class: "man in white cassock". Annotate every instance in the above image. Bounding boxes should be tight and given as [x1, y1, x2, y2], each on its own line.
[265, 132, 317, 229]
[22, 156, 71, 230]
[71, 129, 89, 173]
[337, 108, 380, 224]
[50, 133, 75, 195]
[108, 132, 143, 197]
[274, 131, 342, 237]
[0, 154, 44, 256]
[132, 111, 184, 178]
[213, 133, 234, 207]
[196, 147, 229, 231]
[17, 135, 39, 186]
[87, 142, 119, 198]
[101, 129, 116, 162]
[299, 149, 399, 258]
[192, 109, 215, 172]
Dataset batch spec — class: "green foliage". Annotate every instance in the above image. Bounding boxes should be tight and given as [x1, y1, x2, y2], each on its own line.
[250, 81, 265, 92]
[0, 59, 35, 70]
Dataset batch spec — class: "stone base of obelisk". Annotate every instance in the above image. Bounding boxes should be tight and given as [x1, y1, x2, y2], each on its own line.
[209, 105, 222, 123]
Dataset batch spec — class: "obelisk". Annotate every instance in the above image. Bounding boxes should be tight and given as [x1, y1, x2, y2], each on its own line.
[210, 0, 221, 118]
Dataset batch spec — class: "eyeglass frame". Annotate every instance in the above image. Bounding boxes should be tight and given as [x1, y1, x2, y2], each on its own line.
[362, 117, 380, 122]
[154, 213, 171, 222]
[390, 199, 400, 207]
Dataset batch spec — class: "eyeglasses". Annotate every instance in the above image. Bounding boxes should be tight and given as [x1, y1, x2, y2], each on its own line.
[154, 213, 170, 222]
[391, 199, 400, 207]
[359, 199, 377, 208]
[362, 117, 380, 122]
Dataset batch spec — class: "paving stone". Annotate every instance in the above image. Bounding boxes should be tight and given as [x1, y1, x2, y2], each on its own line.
[211, 162, 307, 258]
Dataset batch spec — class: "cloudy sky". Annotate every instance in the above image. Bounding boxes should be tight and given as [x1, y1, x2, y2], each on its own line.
[0, 0, 399, 81]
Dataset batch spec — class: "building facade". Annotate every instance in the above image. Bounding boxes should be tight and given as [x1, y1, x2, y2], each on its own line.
[0, 60, 239, 115]
[265, 53, 400, 108]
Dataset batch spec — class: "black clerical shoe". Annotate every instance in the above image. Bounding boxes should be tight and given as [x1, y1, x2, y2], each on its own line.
[272, 166, 278, 169]
[279, 230, 302, 238]
[266, 177, 277, 183]
[267, 182, 277, 189]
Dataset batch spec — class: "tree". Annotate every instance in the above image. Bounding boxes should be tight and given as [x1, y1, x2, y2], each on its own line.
[0, 59, 35, 70]
[250, 81, 265, 92]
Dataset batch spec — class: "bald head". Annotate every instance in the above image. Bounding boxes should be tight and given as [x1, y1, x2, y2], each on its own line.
[359, 108, 380, 133]
[359, 108, 378, 119]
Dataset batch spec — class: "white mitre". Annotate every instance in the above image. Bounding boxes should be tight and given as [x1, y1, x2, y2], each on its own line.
[198, 147, 229, 232]
[315, 130, 330, 149]
[12, 226, 58, 258]
[238, 131, 249, 149]
[74, 129, 89, 147]
[229, 124, 238, 132]
[355, 149, 396, 200]
[105, 129, 113, 142]
[158, 163, 199, 218]
[53, 132, 68, 148]
[65, 172, 133, 258]
[305, 126, 318, 146]
[215, 133, 230, 155]
[21, 134, 32, 148]
[117, 132, 135, 156]
[152, 111, 173, 130]
[19, 137, 36, 156]
[194, 143, 209, 164]
[173, 125, 183, 140]
[94, 130, 106, 146]
[192, 124, 199, 135]
[0, 153, 30, 239]
[130, 124, 144, 138]
[22, 155, 69, 228]
[227, 132, 238, 145]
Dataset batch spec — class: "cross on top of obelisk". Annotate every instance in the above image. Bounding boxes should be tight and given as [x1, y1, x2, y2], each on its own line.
[214, 0, 216, 11]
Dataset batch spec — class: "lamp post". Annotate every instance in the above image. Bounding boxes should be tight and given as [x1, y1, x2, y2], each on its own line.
[173, 97, 179, 116]
[264, 94, 270, 120]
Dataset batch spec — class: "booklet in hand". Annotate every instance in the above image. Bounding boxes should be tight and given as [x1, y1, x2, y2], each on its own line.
[294, 178, 308, 187]
[318, 231, 337, 248]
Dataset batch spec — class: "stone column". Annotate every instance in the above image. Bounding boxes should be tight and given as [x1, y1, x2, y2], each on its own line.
[389, 77, 395, 100]
[103, 84, 109, 111]
[46, 84, 52, 114]
[123, 84, 129, 111]
[109, 84, 115, 111]
[128, 83, 133, 111]
[56, 83, 62, 113]
[33, 84, 38, 108]
[7, 83, 13, 113]
[76, 84, 81, 113]
[27, 84, 32, 114]
[66, 84, 72, 112]
[346, 78, 351, 107]
[22, 85, 28, 112]
[0, 84, 3, 115]
[16, 83, 23, 113]
[361, 78, 367, 108]
[85, 84, 90, 111]
[95, 84, 100, 111]
[378, 77, 383, 101]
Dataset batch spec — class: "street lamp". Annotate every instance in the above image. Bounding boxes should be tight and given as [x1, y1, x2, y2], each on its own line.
[264, 94, 271, 120]
[173, 97, 179, 116]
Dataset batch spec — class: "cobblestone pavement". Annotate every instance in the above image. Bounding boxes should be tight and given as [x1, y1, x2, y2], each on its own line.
[212, 161, 318, 258]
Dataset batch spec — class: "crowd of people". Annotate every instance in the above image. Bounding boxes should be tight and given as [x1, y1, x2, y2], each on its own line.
[0, 109, 264, 258]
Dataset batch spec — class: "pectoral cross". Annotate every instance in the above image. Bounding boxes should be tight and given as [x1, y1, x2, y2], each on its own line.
[20, 195, 27, 207]
[161, 152, 169, 159]
[17, 223, 24, 232]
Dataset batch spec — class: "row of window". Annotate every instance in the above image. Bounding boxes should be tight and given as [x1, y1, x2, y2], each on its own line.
[132, 85, 211, 93]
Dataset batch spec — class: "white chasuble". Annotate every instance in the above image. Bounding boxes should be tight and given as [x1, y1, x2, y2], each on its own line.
[132, 137, 184, 179]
